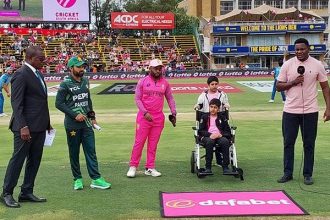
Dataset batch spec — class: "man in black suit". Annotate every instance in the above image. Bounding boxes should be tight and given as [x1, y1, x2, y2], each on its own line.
[1, 46, 51, 208]
[18, 0, 25, 11]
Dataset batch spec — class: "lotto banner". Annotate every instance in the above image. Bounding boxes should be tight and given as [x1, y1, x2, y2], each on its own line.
[110, 12, 175, 29]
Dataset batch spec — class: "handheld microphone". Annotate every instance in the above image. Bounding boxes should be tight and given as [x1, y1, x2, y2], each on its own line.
[297, 66, 305, 75]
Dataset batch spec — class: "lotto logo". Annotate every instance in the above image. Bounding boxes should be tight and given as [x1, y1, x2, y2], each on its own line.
[57, 0, 77, 8]
[114, 15, 138, 24]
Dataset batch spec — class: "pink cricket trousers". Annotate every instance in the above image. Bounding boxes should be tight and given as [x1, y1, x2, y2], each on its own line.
[129, 111, 165, 169]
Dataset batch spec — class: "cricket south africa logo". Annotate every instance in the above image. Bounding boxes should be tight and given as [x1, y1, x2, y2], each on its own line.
[57, 0, 77, 8]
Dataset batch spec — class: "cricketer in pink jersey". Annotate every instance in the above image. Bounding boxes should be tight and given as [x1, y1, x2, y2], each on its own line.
[276, 38, 330, 185]
[127, 59, 177, 178]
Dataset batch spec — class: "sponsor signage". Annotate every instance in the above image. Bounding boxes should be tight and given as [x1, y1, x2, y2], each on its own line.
[160, 191, 307, 217]
[39, 68, 330, 82]
[111, 12, 175, 29]
[250, 45, 287, 54]
[98, 83, 241, 95]
[98, 83, 137, 94]
[170, 83, 241, 94]
[43, 0, 90, 22]
[213, 23, 326, 34]
[212, 46, 249, 54]
[47, 84, 100, 96]
[0, 28, 88, 35]
[288, 44, 326, 53]
[237, 81, 274, 92]
[213, 44, 326, 55]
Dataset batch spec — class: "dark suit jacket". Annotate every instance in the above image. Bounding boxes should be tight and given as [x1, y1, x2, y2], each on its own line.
[9, 64, 50, 132]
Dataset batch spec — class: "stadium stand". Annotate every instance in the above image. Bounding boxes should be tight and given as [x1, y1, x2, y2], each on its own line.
[0, 31, 202, 73]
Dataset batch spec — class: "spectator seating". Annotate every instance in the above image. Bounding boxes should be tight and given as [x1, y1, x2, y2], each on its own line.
[0, 32, 202, 73]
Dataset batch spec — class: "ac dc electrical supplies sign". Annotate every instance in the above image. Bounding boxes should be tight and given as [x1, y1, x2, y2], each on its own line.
[111, 12, 175, 29]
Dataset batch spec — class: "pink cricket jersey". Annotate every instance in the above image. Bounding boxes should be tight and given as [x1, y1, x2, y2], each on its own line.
[135, 75, 176, 115]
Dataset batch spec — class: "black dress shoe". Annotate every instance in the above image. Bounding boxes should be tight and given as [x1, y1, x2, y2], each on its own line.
[18, 193, 47, 203]
[201, 168, 213, 175]
[277, 175, 293, 183]
[222, 167, 231, 174]
[304, 176, 314, 185]
[0, 193, 20, 208]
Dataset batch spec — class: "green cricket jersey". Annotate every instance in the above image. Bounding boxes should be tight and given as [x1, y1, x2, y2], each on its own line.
[55, 75, 94, 129]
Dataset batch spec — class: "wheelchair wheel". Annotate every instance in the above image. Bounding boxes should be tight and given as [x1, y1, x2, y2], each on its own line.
[237, 168, 244, 181]
[190, 151, 195, 173]
[197, 168, 206, 178]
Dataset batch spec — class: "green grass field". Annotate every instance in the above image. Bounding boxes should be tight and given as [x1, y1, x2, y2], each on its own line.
[7, 0, 42, 18]
[1, 77, 330, 220]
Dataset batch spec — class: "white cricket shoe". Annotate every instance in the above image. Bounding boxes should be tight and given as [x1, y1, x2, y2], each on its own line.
[268, 99, 274, 103]
[144, 168, 161, 177]
[0, 113, 7, 117]
[127, 166, 137, 178]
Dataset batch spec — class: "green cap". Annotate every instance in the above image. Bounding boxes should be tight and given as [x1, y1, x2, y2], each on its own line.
[67, 56, 86, 68]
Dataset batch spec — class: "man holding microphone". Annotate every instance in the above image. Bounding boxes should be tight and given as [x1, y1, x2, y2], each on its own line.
[276, 38, 330, 185]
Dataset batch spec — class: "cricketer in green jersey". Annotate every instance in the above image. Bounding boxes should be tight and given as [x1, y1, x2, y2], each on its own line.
[55, 57, 111, 190]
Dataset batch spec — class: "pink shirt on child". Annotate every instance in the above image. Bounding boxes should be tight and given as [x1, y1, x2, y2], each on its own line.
[208, 115, 221, 134]
[135, 75, 176, 115]
[278, 56, 328, 114]
[207, 91, 219, 102]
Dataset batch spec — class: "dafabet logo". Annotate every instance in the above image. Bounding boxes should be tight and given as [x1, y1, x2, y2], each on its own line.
[165, 200, 195, 208]
[161, 191, 307, 217]
[57, 0, 77, 8]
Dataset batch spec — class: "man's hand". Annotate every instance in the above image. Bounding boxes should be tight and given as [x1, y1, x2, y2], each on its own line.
[323, 109, 330, 122]
[75, 113, 87, 122]
[6, 92, 10, 97]
[169, 114, 176, 127]
[48, 124, 53, 133]
[193, 104, 200, 110]
[144, 112, 153, 122]
[20, 126, 31, 141]
[292, 75, 304, 86]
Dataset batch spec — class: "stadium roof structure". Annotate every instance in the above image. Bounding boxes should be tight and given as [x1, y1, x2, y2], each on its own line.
[210, 4, 322, 22]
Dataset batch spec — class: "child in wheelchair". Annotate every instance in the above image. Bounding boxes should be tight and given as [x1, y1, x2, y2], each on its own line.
[198, 98, 231, 175]
[195, 76, 230, 167]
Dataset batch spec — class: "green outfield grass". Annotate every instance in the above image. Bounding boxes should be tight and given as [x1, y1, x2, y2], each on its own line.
[0, 77, 330, 220]
[8, 0, 42, 18]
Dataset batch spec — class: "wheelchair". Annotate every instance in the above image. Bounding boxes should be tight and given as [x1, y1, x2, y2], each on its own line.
[190, 109, 244, 180]
[3, 0, 12, 9]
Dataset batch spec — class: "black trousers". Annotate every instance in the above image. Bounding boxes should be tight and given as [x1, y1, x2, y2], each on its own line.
[201, 137, 230, 169]
[282, 112, 318, 177]
[18, 0, 25, 10]
[66, 127, 101, 181]
[3, 131, 45, 195]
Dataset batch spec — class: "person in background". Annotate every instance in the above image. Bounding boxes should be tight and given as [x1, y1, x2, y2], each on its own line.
[0, 67, 13, 117]
[126, 59, 177, 178]
[269, 58, 286, 103]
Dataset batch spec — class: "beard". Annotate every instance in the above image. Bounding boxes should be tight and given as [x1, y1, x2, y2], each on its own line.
[73, 71, 84, 78]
